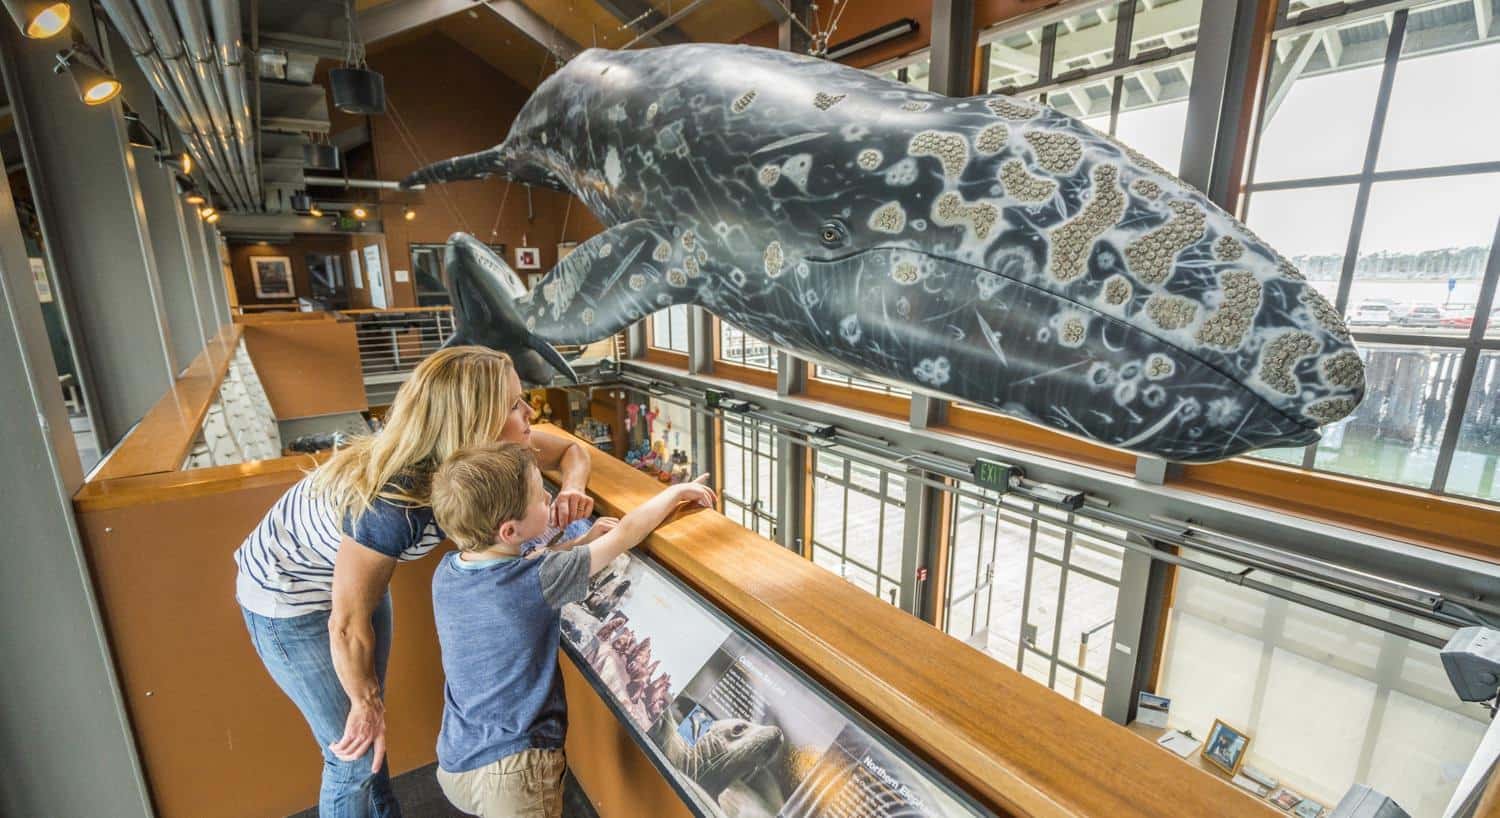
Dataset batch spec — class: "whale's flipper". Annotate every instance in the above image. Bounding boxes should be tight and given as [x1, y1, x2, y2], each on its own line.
[442, 234, 577, 385]
[515, 219, 709, 346]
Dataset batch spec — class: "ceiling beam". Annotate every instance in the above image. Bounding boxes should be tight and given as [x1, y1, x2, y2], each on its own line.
[359, 0, 472, 44]
[754, 0, 790, 22]
[594, 0, 690, 46]
[484, 0, 582, 61]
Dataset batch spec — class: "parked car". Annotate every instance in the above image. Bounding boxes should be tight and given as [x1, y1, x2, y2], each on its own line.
[1349, 299, 1394, 326]
[1403, 302, 1443, 327]
[1440, 304, 1476, 329]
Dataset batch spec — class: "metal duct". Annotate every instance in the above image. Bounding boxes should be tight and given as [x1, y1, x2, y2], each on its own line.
[303, 176, 421, 190]
[208, 0, 260, 208]
[167, 0, 256, 207]
[94, 0, 247, 211]
[121, 0, 256, 210]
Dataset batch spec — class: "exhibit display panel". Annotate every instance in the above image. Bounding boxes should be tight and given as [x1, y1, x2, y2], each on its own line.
[562, 550, 993, 818]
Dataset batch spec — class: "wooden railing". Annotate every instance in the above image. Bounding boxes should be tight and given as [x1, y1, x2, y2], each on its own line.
[536, 425, 1278, 818]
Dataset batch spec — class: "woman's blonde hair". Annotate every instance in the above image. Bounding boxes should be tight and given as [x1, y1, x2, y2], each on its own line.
[309, 345, 519, 521]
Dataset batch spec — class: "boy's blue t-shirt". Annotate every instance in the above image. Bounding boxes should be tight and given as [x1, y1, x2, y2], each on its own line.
[432, 519, 593, 773]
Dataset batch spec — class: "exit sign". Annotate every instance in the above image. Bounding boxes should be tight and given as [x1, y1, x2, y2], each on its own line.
[972, 458, 1017, 493]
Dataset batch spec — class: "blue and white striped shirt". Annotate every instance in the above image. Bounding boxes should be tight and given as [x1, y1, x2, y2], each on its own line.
[234, 473, 445, 618]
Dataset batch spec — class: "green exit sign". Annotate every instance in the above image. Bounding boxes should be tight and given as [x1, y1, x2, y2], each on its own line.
[972, 458, 1017, 493]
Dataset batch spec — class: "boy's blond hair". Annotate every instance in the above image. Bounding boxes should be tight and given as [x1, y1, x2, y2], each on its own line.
[431, 442, 539, 552]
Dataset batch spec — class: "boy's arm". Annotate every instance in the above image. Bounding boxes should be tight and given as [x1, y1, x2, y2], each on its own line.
[587, 476, 715, 574]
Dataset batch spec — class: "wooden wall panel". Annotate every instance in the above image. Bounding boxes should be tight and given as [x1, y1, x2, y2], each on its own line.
[73, 467, 450, 818]
[242, 321, 367, 419]
[561, 658, 695, 818]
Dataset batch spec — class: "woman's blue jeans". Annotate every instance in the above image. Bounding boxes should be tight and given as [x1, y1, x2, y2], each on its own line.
[241, 595, 400, 818]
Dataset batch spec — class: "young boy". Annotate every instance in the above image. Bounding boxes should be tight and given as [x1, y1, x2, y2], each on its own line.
[428, 441, 715, 818]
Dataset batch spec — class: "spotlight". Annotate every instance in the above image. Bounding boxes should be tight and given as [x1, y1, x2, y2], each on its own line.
[403, 206, 415, 221]
[205, 212, 220, 224]
[199, 206, 216, 219]
[123, 109, 159, 150]
[54, 46, 121, 106]
[309, 206, 323, 217]
[4, 0, 70, 39]
[352, 206, 368, 219]
[180, 152, 192, 175]
[184, 191, 206, 205]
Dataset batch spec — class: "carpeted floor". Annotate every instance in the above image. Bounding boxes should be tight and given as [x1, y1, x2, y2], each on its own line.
[288, 764, 599, 818]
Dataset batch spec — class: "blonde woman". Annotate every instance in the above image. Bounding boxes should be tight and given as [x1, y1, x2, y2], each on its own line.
[234, 346, 592, 818]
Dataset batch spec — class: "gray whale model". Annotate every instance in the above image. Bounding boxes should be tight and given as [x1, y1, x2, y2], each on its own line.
[405, 43, 1364, 463]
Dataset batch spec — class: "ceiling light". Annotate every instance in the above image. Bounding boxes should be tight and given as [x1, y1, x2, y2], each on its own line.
[309, 206, 323, 217]
[403, 206, 415, 221]
[185, 191, 206, 205]
[352, 206, 368, 219]
[4, 0, 69, 38]
[205, 212, 220, 224]
[180, 152, 192, 175]
[54, 46, 121, 106]
[199, 207, 216, 219]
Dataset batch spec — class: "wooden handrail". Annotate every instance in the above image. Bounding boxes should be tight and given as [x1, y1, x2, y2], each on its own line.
[87, 325, 245, 483]
[534, 424, 1278, 818]
[73, 452, 324, 513]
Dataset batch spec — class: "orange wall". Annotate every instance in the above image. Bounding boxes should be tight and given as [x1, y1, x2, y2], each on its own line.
[351, 32, 582, 307]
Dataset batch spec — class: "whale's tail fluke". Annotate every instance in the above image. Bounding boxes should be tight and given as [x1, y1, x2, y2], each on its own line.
[441, 233, 577, 386]
[400, 148, 505, 189]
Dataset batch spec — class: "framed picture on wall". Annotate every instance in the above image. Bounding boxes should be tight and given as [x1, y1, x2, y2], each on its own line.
[515, 246, 541, 270]
[1203, 719, 1251, 777]
[252, 256, 296, 299]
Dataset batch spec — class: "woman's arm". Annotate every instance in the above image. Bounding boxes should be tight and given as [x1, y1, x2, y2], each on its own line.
[533, 432, 594, 526]
[328, 538, 398, 772]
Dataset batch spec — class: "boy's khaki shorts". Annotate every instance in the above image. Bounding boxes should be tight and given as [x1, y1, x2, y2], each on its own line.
[436, 748, 566, 818]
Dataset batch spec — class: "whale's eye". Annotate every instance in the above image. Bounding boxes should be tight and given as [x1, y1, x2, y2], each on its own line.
[820, 220, 848, 247]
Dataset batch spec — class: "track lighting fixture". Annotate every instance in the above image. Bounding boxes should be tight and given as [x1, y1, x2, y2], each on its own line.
[123, 109, 160, 150]
[54, 44, 120, 106]
[205, 212, 220, 224]
[3, 0, 69, 39]
[199, 207, 216, 219]
[185, 191, 206, 206]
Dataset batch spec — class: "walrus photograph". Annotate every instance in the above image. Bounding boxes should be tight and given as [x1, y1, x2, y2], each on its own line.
[650, 633, 847, 818]
[560, 553, 730, 730]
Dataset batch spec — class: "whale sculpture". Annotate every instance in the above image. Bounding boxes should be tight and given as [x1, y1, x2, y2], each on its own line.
[404, 43, 1364, 463]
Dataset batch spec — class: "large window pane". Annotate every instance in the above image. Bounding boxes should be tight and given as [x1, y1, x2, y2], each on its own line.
[649, 304, 689, 353]
[1253, 34, 1384, 182]
[722, 416, 778, 538]
[1311, 344, 1462, 488]
[1128, 0, 1201, 59]
[1052, 7, 1117, 72]
[718, 320, 774, 370]
[1449, 352, 1500, 503]
[1243, 184, 1359, 301]
[1346, 174, 1500, 337]
[1114, 75, 1191, 174]
[809, 450, 906, 607]
[1160, 555, 1488, 816]
[1045, 78, 1114, 128]
[1376, 3, 1500, 171]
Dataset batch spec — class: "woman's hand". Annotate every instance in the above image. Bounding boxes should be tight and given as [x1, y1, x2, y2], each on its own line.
[551, 488, 595, 528]
[329, 696, 387, 772]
